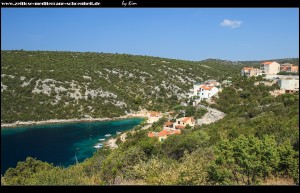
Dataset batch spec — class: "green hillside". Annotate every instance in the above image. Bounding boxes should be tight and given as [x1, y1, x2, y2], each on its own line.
[1, 50, 241, 123]
[2, 74, 298, 185]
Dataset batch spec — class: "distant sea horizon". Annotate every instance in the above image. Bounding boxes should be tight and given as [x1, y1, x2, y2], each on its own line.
[1, 118, 144, 174]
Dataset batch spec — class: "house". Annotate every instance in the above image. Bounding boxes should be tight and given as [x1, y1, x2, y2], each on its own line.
[278, 78, 299, 93]
[188, 82, 202, 98]
[198, 85, 219, 101]
[148, 129, 181, 142]
[188, 81, 220, 105]
[173, 117, 195, 129]
[147, 111, 161, 123]
[241, 67, 262, 77]
[280, 63, 299, 73]
[163, 121, 174, 130]
[260, 61, 280, 75]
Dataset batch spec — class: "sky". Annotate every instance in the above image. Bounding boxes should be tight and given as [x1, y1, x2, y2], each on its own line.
[1, 8, 299, 61]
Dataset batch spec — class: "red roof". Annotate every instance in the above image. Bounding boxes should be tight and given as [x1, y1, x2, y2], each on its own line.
[148, 132, 155, 137]
[164, 121, 174, 126]
[150, 112, 160, 117]
[200, 85, 214, 90]
[158, 130, 169, 137]
[261, 61, 273, 65]
[182, 117, 191, 122]
[175, 125, 185, 129]
[243, 67, 253, 70]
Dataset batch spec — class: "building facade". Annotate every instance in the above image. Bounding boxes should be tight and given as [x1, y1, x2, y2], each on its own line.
[241, 67, 262, 77]
[173, 117, 195, 129]
[260, 61, 280, 75]
[188, 81, 220, 105]
[279, 79, 299, 92]
[280, 63, 299, 73]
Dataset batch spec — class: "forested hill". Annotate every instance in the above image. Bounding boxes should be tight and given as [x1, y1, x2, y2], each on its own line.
[1, 50, 241, 123]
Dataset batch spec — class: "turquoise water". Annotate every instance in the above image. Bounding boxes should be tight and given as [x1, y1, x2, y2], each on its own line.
[1, 118, 143, 174]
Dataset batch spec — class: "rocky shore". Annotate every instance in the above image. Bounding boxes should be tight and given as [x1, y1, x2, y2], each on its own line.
[1, 112, 148, 129]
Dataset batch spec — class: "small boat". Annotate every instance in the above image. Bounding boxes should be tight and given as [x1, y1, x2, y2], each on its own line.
[99, 138, 105, 141]
[94, 143, 103, 148]
[116, 131, 121, 135]
[105, 134, 112, 137]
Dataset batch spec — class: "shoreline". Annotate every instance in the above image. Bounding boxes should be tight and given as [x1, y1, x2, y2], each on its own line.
[1, 113, 148, 129]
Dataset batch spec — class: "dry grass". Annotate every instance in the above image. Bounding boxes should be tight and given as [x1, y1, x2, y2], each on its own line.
[261, 176, 295, 185]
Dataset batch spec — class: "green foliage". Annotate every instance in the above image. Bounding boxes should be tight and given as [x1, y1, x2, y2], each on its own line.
[194, 107, 208, 119]
[176, 149, 210, 185]
[278, 140, 299, 184]
[100, 146, 147, 184]
[162, 130, 210, 160]
[207, 135, 297, 185]
[277, 71, 299, 75]
[185, 106, 196, 117]
[4, 157, 55, 185]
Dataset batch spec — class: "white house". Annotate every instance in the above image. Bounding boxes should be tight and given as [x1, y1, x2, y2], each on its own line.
[173, 117, 195, 129]
[198, 85, 218, 100]
[279, 79, 299, 93]
[260, 61, 280, 75]
[188, 81, 220, 105]
[188, 82, 202, 98]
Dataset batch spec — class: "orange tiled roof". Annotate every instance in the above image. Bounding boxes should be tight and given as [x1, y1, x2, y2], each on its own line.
[262, 61, 273, 65]
[150, 112, 160, 117]
[148, 132, 155, 137]
[200, 85, 214, 90]
[158, 130, 169, 137]
[182, 117, 191, 122]
[164, 121, 174, 126]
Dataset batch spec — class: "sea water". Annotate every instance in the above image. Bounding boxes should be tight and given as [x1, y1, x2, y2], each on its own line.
[1, 118, 143, 174]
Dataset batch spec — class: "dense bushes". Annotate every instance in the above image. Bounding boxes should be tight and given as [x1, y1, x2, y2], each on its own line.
[208, 135, 298, 185]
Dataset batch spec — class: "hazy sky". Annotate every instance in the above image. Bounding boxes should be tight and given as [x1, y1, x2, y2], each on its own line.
[1, 8, 299, 61]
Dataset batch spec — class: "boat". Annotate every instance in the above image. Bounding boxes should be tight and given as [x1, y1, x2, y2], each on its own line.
[105, 134, 112, 137]
[116, 131, 121, 135]
[94, 143, 103, 148]
[99, 138, 105, 141]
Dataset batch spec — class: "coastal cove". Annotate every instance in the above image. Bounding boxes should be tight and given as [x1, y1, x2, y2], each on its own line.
[1, 118, 144, 175]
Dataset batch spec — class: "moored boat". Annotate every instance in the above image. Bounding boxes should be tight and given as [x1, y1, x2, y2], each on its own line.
[105, 134, 111, 137]
[94, 143, 103, 148]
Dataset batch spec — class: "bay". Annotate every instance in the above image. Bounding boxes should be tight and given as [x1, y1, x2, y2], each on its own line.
[1, 118, 143, 174]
